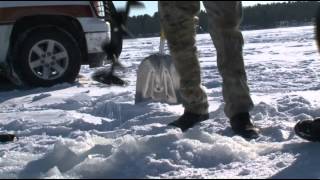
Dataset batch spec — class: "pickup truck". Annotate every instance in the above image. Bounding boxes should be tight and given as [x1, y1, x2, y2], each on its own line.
[0, 1, 119, 86]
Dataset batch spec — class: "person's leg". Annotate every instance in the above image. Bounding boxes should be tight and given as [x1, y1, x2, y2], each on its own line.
[203, 1, 259, 138]
[159, 1, 209, 131]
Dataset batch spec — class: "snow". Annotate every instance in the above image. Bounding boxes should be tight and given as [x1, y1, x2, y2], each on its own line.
[1, 25, 320, 178]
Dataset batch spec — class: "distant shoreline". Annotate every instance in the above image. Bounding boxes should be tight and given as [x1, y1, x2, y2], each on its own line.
[124, 24, 314, 39]
[126, 2, 318, 39]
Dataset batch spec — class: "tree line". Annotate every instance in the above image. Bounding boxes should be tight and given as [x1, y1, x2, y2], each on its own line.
[126, 1, 320, 38]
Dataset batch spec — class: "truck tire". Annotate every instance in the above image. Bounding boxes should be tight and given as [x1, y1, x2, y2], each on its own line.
[12, 26, 81, 87]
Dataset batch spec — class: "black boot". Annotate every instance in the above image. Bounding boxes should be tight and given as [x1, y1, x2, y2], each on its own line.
[295, 118, 320, 142]
[0, 134, 16, 143]
[230, 112, 260, 139]
[168, 112, 209, 132]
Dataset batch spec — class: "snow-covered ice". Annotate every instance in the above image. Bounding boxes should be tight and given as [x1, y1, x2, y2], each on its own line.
[1, 26, 320, 178]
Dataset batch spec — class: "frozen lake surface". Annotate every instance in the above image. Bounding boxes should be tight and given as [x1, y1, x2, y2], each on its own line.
[1, 26, 320, 178]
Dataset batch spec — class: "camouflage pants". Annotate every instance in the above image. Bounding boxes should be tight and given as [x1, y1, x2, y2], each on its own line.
[159, 1, 254, 118]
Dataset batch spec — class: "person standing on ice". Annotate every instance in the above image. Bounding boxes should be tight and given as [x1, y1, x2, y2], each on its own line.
[159, 1, 260, 139]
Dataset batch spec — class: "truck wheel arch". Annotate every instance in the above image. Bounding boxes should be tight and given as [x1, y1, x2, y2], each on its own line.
[9, 15, 88, 64]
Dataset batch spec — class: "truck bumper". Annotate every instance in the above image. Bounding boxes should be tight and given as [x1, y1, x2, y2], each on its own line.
[78, 17, 111, 67]
[78, 17, 111, 53]
[85, 31, 111, 54]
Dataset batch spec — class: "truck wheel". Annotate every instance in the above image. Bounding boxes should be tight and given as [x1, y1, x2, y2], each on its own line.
[12, 27, 81, 87]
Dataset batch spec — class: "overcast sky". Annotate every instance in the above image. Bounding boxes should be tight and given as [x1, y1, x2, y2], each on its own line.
[113, 1, 287, 16]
